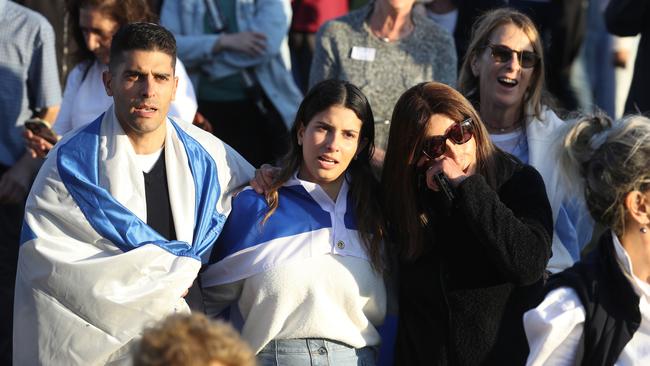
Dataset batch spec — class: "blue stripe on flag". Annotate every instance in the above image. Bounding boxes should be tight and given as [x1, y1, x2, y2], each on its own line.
[56, 114, 221, 262]
[19, 221, 37, 244]
[211, 184, 332, 262]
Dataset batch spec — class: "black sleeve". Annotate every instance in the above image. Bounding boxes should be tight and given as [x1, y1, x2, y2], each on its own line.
[605, 0, 649, 37]
[454, 166, 553, 285]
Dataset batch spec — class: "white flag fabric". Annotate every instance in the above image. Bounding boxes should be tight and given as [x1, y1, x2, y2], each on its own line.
[13, 106, 253, 365]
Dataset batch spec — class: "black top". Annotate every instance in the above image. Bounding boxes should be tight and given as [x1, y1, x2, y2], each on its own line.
[143, 151, 176, 241]
[453, 0, 508, 70]
[544, 233, 641, 366]
[395, 164, 553, 365]
[606, 0, 650, 114]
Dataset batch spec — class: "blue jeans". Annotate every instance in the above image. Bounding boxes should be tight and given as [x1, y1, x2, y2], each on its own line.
[258, 339, 377, 366]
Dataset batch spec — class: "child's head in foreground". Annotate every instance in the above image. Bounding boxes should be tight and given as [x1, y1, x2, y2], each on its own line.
[133, 313, 256, 366]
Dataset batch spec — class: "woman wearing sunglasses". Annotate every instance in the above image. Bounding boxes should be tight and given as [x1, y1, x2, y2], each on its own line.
[382, 81, 552, 365]
[458, 8, 592, 273]
[201, 79, 386, 365]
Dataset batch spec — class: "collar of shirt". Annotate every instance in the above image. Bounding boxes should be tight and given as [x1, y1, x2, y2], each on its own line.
[285, 172, 368, 260]
[612, 231, 650, 298]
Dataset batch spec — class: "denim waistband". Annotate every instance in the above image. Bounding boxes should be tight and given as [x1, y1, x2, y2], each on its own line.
[258, 338, 376, 366]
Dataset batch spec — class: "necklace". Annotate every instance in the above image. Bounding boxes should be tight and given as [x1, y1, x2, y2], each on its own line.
[369, 15, 414, 43]
[483, 119, 522, 133]
[371, 25, 411, 43]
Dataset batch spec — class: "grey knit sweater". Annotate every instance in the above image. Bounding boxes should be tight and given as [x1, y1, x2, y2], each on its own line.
[309, 2, 457, 149]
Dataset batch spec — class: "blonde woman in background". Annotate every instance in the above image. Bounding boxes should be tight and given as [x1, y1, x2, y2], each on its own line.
[458, 8, 593, 273]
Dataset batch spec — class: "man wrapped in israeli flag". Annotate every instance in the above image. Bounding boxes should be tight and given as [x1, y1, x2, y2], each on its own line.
[13, 23, 253, 365]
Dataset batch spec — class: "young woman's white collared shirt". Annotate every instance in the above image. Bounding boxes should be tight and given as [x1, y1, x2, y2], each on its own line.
[201, 175, 386, 353]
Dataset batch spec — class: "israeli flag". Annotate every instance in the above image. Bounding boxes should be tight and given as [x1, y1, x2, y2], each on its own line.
[13, 106, 253, 365]
[201, 176, 370, 287]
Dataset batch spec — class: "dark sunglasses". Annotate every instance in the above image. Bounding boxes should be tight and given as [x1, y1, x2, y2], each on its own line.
[421, 118, 474, 159]
[486, 44, 539, 69]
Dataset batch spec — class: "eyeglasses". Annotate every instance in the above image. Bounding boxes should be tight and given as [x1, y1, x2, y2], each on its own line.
[486, 44, 539, 69]
[421, 118, 474, 159]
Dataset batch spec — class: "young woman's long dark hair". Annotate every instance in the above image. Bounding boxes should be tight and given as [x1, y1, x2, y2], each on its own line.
[382, 82, 518, 260]
[263, 79, 385, 270]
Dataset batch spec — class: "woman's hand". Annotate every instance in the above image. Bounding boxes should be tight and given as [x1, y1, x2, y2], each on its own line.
[250, 164, 279, 194]
[213, 32, 267, 56]
[423, 156, 470, 191]
[24, 129, 55, 158]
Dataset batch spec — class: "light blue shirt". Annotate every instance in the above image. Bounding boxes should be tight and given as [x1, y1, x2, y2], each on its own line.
[0, 0, 61, 166]
[160, 0, 302, 128]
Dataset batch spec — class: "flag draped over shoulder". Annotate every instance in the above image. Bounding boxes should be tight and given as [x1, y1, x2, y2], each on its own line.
[13, 106, 253, 365]
[201, 176, 368, 288]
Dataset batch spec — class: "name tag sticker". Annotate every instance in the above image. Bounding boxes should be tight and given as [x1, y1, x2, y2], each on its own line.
[351, 46, 376, 62]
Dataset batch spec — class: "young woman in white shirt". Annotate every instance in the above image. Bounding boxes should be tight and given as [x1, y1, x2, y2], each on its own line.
[201, 79, 386, 366]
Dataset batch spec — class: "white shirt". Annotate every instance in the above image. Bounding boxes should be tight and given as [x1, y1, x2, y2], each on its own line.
[135, 148, 163, 173]
[524, 231, 650, 365]
[202, 176, 386, 353]
[490, 128, 529, 163]
[53, 59, 197, 136]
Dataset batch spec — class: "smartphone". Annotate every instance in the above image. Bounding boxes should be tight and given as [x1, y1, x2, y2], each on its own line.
[433, 172, 455, 203]
[25, 118, 59, 145]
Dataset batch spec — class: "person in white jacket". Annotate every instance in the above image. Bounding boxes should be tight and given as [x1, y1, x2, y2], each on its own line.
[458, 8, 593, 273]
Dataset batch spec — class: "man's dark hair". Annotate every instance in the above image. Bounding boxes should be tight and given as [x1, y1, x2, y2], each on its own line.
[109, 22, 177, 71]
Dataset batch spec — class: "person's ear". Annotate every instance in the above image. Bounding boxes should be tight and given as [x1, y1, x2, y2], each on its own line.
[297, 123, 305, 146]
[625, 190, 650, 226]
[470, 54, 480, 77]
[171, 76, 179, 101]
[102, 71, 114, 97]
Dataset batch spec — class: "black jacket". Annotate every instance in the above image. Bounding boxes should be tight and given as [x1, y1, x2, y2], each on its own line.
[544, 232, 641, 366]
[395, 163, 553, 365]
[453, 0, 508, 70]
[606, 0, 650, 114]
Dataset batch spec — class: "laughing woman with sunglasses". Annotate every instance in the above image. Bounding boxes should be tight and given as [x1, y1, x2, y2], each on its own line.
[458, 8, 593, 273]
[382, 82, 552, 365]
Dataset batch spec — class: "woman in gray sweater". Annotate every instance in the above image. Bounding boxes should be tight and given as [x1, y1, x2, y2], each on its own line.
[310, 0, 457, 157]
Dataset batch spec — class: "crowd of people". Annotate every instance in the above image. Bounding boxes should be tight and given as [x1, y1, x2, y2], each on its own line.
[1, 0, 649, 365]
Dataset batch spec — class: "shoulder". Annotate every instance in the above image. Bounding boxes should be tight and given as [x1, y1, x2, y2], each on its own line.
[495, 163, 549, 203]
[169, 117, 251, 170]
[513, 164, 545, 183]
[546, 248, 603, 297]
[172, 117, 228, 153]
[413, 11, 454, 44]
[498, 161, 545, 190]
[6, 2, 55, 38]
[319, 7, 366, 35]
[230, 187, 268, 213]
[66, 61, 95, 84]
[528, 105, 565, 130]
[533, 286, 586, 318]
